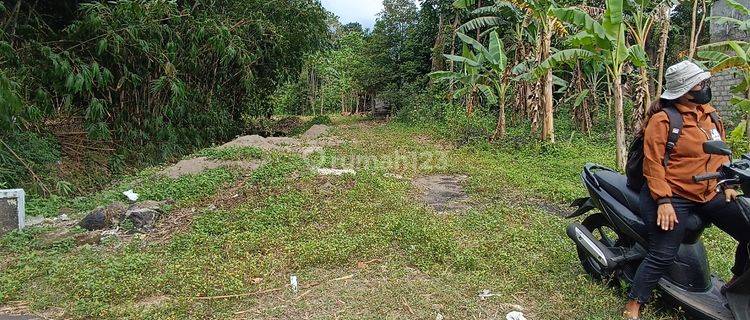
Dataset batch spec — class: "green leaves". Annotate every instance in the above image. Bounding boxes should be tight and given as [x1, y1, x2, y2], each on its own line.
[535, 49, 596, 79]
[550, 8, 608, 42]
[0, 71, 23, 131]
[443, 54, 482, 68]
[627, 45, 648, 68]
[488, 31, 507, 71]
[458, 17, 504, 33]
[457, 33, 489, 58]
[724, 0, 750, 16]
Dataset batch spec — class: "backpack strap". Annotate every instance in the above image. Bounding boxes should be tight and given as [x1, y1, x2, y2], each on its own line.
[708, 111, 723, 135]
[662, 107, 684, 167]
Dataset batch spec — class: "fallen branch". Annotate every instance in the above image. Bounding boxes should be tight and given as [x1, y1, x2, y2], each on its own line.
[295, 289, 312, 301]
[331, 274, 354, 281]
[402, 297, 415, 315]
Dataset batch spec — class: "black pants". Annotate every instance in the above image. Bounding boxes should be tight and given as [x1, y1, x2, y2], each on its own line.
[628, 184, 750, 304]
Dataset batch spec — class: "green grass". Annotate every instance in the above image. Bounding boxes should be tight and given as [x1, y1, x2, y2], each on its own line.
[0, 118, 737, 319]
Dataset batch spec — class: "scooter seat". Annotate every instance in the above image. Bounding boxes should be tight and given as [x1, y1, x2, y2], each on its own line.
[593, 170, 642, 215]
[591, 168, 707, 244]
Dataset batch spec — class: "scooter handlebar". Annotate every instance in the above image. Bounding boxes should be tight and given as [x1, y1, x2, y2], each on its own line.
[693, 172, 723, 183]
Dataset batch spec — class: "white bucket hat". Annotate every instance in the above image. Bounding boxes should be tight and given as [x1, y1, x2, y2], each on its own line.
[661, 61, 712, 100]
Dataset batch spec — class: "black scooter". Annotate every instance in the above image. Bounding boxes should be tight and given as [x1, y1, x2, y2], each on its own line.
[568, 140, 750, 320]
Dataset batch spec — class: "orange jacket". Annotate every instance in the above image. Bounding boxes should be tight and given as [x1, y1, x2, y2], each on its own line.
[643, 103, 728, 204]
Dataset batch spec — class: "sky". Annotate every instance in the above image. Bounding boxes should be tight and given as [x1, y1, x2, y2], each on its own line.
[320, 0, 384, 29]
[320, 0, 420, 30]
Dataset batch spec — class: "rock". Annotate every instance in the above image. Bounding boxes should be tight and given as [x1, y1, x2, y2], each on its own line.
[79, 201, 168, 234]
[79, 203, 127, 231]
[25, 215, 45, 227]
[119, 200, 168, 233]
[122, 209, 160, 233]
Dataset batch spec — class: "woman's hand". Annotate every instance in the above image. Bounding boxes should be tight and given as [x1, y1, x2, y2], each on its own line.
[725, 188, 740, 202]
[657, 203, 678, 231]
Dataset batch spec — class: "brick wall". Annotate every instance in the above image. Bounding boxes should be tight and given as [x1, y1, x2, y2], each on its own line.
[710, 0, 750, 121]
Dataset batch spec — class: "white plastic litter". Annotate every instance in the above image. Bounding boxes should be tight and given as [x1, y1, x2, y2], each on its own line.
[506, 311, 527, 320]
[59, 214, 70, 221]
[290, 275, 299, 293]
[478, 289, 496, 300]
[317, 168, 356, 176]
[123, 189, 139, 202]
[435, 313, 444, 320]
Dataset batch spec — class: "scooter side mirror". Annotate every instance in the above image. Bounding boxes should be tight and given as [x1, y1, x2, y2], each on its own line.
[704, 140, 733, 156]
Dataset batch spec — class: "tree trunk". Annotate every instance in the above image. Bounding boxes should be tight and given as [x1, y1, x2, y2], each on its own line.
[341, 92, 345, 115]
[356, 93, 360, 114]
[574, 62, 592, 134]
[492, 88, 506, 140]
[448, 16, 460, 101]
[655, 5, 670, 102]
[530, 81, 540, 134]
[467, 88, 476, 115]
[431, 14, 446, 73]
[614, 73, 627, 171]
[633, 66, 651, 130]
[540, 21, 555, 143]
[688, 0, 706, 59]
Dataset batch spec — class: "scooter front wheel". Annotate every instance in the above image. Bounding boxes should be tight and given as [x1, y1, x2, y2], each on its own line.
[577, 213, 621, 282]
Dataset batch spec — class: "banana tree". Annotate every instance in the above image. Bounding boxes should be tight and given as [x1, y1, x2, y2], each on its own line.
[430, 41, 497, 116]
[698, 41, 750, 143]
[430, 30, 510, 138]
[699, 0, 750, 144]
[541, 0, 647, 171]
[458, 0, 563, 142]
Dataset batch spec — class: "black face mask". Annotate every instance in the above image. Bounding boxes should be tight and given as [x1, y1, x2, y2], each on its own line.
[688, 85, 712, 104]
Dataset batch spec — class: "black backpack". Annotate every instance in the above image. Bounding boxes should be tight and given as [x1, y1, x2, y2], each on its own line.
[626, 107, 721, 191]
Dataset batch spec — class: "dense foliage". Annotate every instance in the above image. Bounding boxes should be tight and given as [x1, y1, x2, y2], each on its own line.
[0, 0, 328, 193]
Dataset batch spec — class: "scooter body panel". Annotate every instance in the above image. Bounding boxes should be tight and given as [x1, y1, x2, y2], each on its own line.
[581, 173, 648, 245]
[660, 276, 733, 320]
[727, 270, 750, 320]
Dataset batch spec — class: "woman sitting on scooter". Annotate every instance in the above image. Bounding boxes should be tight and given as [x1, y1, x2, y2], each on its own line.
[624, 60, 750, 319]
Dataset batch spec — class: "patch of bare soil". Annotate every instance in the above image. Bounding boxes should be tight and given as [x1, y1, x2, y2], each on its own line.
[218, 127, 342, 157]
[161, 157, 262, 179]
[300, 124, 329, 140]
[412, 175, 471, 212]
[0, 301, 62, 320]
[133, 295, 171, 309]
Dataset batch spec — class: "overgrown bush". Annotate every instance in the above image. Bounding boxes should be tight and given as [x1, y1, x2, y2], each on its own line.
[0, 0, 328, 192]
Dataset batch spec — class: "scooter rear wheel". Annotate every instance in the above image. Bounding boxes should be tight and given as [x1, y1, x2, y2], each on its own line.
[578, 213, 621, 282]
